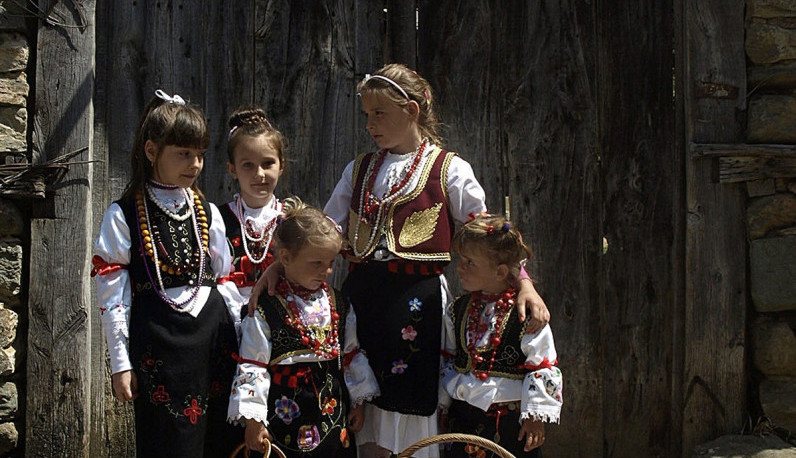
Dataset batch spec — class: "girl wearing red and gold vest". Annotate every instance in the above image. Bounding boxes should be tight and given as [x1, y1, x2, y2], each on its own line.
[217, 106, 285, 332]
[319, 64, 551, 458]
[441, 214, 562, 457]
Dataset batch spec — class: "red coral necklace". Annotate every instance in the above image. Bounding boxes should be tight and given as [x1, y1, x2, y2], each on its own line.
[466, 288, 516, 380]
[276, 277, 340, 358]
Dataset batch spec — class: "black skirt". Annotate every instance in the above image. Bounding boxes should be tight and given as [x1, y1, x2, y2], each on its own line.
[447, 400, 543, 458]
[129, 288, 243, 457]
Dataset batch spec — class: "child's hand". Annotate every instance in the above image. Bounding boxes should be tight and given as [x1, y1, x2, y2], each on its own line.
[244, 418, 272, 453]
[437, 407, 449, 432]
[516, 278, 550, 334]
[518, 419, 545, 452]
[247, 260, 283, 316]
[347, 403, 365, 433]
[111, 370, 138, 402]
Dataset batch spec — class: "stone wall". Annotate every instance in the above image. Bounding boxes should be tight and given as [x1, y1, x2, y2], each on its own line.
[746, 0, 796, 435]
[0, 5, 28, 458]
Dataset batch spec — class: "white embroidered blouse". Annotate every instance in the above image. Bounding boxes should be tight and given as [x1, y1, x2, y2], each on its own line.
[226, 289, 380, 426]
[92, 186, 237, 374]
[440, 297, 563, 424]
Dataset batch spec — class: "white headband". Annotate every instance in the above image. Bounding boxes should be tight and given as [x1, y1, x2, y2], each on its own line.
[155, 89, 186, 106]
[362, 74, 410, 100]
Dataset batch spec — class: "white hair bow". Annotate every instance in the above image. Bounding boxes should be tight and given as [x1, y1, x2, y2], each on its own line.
[155, 89, 186, 105]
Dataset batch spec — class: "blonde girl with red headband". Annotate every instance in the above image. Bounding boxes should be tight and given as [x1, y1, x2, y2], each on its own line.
[440, 213, 562, 457]
[92, 90, 242, 456]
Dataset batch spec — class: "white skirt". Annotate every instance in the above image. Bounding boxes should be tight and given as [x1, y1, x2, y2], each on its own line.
[356, 404, 440, 458]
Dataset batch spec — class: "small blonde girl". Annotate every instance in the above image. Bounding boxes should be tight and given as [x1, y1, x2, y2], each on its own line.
[228, 197, 379, 457]
[92, 90, 242, 456]
[441, 213, 563, 457]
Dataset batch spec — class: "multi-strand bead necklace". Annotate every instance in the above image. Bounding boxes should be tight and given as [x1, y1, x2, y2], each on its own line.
[276, 278, 340, 359]
[136, 182, 209, 312]
[466, 288, 516, 380]
[352, 139, 428, 258]
[235, 193, 279, 265]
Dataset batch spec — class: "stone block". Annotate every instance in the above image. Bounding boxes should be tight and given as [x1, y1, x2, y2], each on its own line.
[748, 194, 796, 239]
[0, 71, 27, 107]
[0, 382, 15, 422]
[0, 305, 16, 348]
[0, 106, 26, 152]
[759, 377, 796, 432]
[752, 317, 796, 376]
[0, 422, 17, 455]
[0, 242, 21, 308]
[747, 20, 796, 64]
[0, 33, 27, 73]
[0, 347, 14, 376]
[748, 95, 796, 143]
[0, 199, 23, 237]
[692, 433, 796, 457]
[747, 179, 777, 197]
[0, 0, 28, 32]
[748, 0, 796, 19]
[751, 237, 796, 312]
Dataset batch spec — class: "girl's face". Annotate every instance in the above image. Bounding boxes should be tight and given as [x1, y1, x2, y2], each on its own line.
[280, 239, 339, 291]
[146, 140, 205, 188]
[227, 134, 283, 208]
[456, 245, 509, 294]
[361, 93, 422, 154]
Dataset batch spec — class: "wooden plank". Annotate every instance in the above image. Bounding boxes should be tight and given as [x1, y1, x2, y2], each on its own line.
[253, 0, 363, 208]
[595, 1, 679, 455]
[692, 143, 796, 158]
[26, 1, 96, 456]
[387, 0, 416, 66]
[418, 1, 602, 455]
[719, 156, 796, 183]
[683, 0, 747, 454]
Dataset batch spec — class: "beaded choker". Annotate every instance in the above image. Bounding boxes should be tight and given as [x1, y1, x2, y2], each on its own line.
[136, 185, 210, 312]
[235, 194, 279, 265]
[466, 288, 516, 380]
[352, 139, 428, 257]
[276, 277, 340, 359]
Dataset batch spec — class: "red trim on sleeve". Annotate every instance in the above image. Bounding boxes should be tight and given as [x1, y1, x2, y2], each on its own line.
[90, 255, 127, 277]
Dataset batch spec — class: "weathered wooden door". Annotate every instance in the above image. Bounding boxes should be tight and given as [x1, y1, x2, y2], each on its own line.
[27, 1, 748, 457]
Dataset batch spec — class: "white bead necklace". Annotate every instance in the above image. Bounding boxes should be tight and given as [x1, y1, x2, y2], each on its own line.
[235, 194, 279, 265]
[146, 183, 191, 221]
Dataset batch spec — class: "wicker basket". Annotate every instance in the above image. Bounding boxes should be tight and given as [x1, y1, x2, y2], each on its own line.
[393, 433, 514, 458]
[229, 439, 287, 458]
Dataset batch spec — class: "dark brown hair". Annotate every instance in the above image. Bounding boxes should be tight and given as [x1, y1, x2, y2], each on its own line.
[227, 106, 287, 169]
[122, 93, 210, 200]
[356, 63, 441, 145]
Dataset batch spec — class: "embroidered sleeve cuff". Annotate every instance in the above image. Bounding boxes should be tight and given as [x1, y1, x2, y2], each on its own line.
[343, 352, 380, 407]
[519, 405, 561, 424]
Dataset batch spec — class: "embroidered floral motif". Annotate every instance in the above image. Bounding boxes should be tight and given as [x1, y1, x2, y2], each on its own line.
[275, 396, 301, 424]
[151, 385, 170, 404]
[464, 443, 486, 458]
[232, 236, 241, 247]
[392, 359, 408, 374]
[321, 397, 338, 415]
[297, 424, 320, 450]
[183, 398, 203, 425]
[141, 354, 156, 371]
[409, 298, 423, 312]
[209, 381, 225, 398]
[401, 325, 417, 341]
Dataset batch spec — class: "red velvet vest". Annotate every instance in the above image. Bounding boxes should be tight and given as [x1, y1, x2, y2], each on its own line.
[347, 146, 456, 262]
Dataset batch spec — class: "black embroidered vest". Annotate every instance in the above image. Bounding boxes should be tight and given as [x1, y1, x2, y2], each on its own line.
[257, 288, 349, 365]
[451, 293, 527, 379]
[117, 191, 215, 298]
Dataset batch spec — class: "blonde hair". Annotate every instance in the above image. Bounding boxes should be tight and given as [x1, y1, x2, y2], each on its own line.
[274, 196, 343, 255]
[122, 94, 210, 200]
[357, 63, 441, 145]
[452, 213, 531, 280]
[227, 105, 287, 168]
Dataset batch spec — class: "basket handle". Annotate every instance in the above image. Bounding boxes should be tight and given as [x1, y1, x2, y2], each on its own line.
[396, 433, 514, 458]
[229, 438, 288, 458]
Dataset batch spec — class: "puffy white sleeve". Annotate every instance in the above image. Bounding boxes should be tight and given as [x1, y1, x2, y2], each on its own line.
[446, 155, 487, 223]
[341, 304, 380, 407]
[208, 202, 244, 330]
[93, 203, 133, 375]
[520, 325, 562, 424]
[228, 311, 273, 425]
[323, 160, 356, 233]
